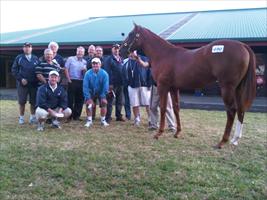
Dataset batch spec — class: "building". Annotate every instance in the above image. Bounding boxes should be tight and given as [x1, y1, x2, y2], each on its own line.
[1, 8, 266, 95]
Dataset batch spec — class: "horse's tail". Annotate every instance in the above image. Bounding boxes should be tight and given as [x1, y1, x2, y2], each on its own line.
[236, 45, 256, 111]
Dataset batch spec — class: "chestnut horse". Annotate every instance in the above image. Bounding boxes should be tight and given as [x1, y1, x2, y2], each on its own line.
[120, 24, 256, 148]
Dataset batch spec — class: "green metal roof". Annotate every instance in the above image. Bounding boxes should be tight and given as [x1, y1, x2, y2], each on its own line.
[1, 8, 266, 47]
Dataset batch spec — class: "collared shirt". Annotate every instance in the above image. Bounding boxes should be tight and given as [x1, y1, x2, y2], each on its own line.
[49, 83, 58, 92]
[65, 56, 87, 80]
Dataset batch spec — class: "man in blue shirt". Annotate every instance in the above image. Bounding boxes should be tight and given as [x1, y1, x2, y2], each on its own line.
[11, 42, 39, 125]
[103, 44, 125, 123]
[35, 71, 72, 131]
[83, 58, 109, 127]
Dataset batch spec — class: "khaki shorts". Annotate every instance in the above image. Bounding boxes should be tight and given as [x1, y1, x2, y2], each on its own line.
[128, 86, 151, 107]
[36, 107, 72, 120]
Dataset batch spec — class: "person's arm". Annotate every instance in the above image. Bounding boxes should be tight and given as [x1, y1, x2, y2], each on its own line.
[11, 56, 24, 83]
[83, 72, 91, 102]
[100, 71, 109, 99]
[136, 56, 149, 68]
[35, 64, 47, 84]
[59, 87, 68, 110]
[64, 57, 72, 83]
[36, 86, 48, 110]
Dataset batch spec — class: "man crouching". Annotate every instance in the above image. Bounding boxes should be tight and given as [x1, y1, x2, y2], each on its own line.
[35, 70, 72, 131]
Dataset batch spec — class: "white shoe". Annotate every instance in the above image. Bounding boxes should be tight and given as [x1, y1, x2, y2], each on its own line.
[19, 116, 25, 125]
[37, 122, 44, 131]
[29, 116, 37, 124]
[84, 120, 93, 128]
[101, 120, 109, 127]
[52, 119, 61, 129]
[134, 119, 140, 126]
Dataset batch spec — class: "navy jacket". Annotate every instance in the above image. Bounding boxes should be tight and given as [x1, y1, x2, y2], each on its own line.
[103, 55, 123, 86]
[36, 83, 68, 110]
[125, 56, 152, 88]
[11, 54, 39, 84]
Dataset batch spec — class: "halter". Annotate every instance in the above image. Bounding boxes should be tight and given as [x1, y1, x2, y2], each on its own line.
[124, 33, 140, 53]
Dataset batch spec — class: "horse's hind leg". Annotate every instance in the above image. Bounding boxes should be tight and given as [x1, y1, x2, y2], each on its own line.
[170, 88, 182, 138]
[154, 86, 168, 139]
[217, 87, 237, 148]
[230, 90, 245, 146]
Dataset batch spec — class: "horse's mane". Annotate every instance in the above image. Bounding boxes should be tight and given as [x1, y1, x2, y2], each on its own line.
[138, 26, 179, 49]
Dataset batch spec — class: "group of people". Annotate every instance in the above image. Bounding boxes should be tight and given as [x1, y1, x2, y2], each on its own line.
[12, 41, 176, 132]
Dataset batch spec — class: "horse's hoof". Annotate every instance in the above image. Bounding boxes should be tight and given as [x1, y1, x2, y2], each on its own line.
[174, 132, 182, 138]
[214, 143, 223, 149]
[153, 134, 159, 140]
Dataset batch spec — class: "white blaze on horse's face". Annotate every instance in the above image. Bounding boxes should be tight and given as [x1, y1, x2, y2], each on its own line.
[231, 120, 243, 146]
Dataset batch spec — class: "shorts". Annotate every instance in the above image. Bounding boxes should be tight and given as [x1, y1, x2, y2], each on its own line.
[35, 107, 72, 120]
[128, 86, 151, 107]
[17, 82, 37, 105]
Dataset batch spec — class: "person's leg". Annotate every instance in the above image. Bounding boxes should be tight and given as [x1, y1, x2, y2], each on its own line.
[100, 98, 109, 126]
[17, 83, 28, 124]
[29, 85, 37, 124]
[166, 93, 176, 131]
[115, 86, 124, 121]
[105, 92, 114, 123]
[140, 87, 151, 124]
[123, 85, 131, 120]
[128, 86, 140, 125]
[73, 80, 84, 120]
[84, 99, 94, 128]
[35, 107, 48, 131]
[149, 86, 160, 130]
[67, 82, 74, 120]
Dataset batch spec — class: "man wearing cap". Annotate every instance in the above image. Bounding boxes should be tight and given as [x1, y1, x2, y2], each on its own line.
[65, 46, 87, 121]
[83, 58, 109, 127]
[35, 70, 72, 131]
[11, 42, 39, 124]
[103, 44, 125, 123]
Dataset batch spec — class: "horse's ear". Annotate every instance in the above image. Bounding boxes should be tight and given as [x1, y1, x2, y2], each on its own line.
[133, 22, 138, 28]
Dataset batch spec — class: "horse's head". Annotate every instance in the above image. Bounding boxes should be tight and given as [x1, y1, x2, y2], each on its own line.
[120, 23, 143, 58]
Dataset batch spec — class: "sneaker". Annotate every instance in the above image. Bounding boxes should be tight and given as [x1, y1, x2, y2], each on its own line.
[168, 127, 176, 133]
[101, 120, 109, 127]
[19, 116, 25, 125]
[37, 122, 44, 131]
[148, 126, 158, 131]
[52, 119, 61, 129]
[84, 120, 93, 128]
[134, 119, 140, 126]
[29, 116, 37, 124]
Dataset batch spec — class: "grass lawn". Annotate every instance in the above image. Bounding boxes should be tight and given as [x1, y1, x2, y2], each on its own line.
[0, 100, 266, 200]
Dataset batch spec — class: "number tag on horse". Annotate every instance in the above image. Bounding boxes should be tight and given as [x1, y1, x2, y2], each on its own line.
[212, 45, 224, 53]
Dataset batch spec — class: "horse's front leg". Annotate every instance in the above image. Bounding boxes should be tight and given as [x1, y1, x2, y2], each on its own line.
[170, 89, 182, 138]
[154, 86, 168, 139]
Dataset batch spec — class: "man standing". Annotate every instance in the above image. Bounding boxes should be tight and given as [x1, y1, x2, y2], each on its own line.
[48, 41, 67, 88]
[65, 46, 87, 121]
[126, 51, 152, 126]
[83, 58, 109, 128]
[11, 42, 39, 124]
[35, 48, 62, 84]
[103, 44, 125, 122]
[84, 44, 96, 70]
[35, 71, 72, 131]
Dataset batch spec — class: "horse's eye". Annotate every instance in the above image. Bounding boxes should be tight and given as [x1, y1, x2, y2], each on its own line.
[124, 43, 127, 46]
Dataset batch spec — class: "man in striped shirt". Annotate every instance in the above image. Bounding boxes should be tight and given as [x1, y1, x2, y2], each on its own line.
[35, 48, 62, 85]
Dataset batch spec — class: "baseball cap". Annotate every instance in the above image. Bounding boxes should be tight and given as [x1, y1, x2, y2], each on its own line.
[23, 42, 32, 47]
[91, 57, 101, 64]
[49, 70, 59, 76]
[112, 44, 120, 49]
